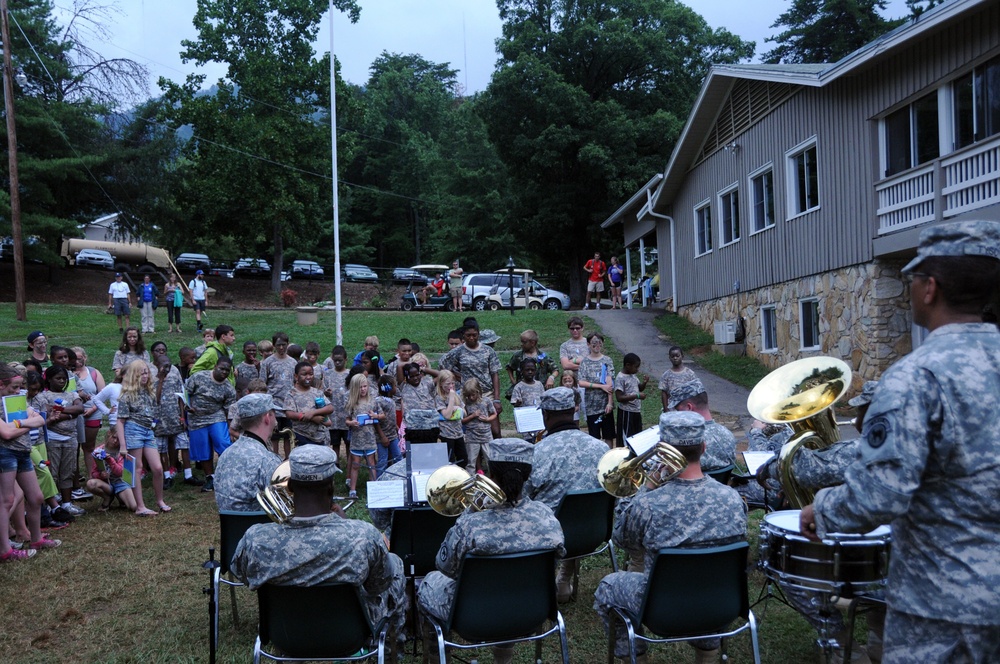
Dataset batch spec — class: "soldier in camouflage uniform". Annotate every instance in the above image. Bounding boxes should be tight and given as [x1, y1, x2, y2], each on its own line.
[525, 387, 609, 602]
[417, 438, 565, 664]
[803, 220, 1000, 664]
[668, 379, 736, 471]
[596, 411, 747, 663]
[214, 394, 283, 512]
[232, 445, 406, 647]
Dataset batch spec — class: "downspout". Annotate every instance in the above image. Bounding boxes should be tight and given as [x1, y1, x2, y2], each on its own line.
[643, 190, 676, 313]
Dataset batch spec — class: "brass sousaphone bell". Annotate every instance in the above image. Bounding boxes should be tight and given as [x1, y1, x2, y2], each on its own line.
[257, 460, 294, 523]
[425, 464, 506, 517]
[746, 356, 851, 508]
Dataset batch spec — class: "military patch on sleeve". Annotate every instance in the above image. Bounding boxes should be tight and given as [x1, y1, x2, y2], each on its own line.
[863, 415, 890, 449]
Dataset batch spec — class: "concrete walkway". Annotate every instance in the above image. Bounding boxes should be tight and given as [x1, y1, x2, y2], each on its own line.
[583, 307, 752, 421]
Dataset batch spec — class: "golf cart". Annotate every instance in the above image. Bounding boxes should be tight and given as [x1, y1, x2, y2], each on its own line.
[486, 269, 544, 310]
[399, 264, 455, 311]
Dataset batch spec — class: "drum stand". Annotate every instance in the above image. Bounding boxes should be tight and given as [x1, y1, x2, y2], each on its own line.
[753, 574, 857, 661]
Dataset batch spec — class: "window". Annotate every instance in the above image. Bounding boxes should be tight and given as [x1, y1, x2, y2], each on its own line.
[884, 92, 940, 177]
[719, 185, 740, 246]
[800, 299, 820, 350]
[761, 306, 777, 352]
[750, 166, 775, 232]
[694, 201, 712, 256]
[954, 54, 1000, 150]
[786, 139, 819, 216]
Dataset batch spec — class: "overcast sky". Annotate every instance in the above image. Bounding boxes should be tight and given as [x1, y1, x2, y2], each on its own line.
[53, 0, 913, 99]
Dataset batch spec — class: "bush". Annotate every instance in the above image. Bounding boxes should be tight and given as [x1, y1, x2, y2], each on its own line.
[280, 288, 298, 307]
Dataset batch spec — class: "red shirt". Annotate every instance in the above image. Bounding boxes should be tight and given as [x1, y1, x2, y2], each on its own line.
[585, 259, 606, 283]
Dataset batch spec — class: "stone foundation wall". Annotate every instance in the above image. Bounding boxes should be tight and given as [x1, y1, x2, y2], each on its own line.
[679, 259, 912, 385]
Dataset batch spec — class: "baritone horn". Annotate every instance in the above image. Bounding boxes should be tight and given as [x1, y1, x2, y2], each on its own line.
[257, 460, 294, 523]
[597, 441, 687, 498]
[425, 464, 506, 517]
[746, 356, 851, 508]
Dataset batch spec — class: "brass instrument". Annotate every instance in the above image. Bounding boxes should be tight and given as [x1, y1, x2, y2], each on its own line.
[256, 461, 355, 523]
[746, 357, 852, 508]
[597, 442, 688, 498]
[425, 464, 506, 517]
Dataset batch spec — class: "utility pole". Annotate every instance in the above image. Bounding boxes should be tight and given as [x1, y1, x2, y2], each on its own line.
[1, 0, 26, 321]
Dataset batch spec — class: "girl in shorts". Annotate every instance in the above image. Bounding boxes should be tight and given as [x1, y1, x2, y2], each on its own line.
[87, 429, 137, 512]
[435, 370, 467, 467]
[115, 360, 169, 516]
[345, 373, 380, 498]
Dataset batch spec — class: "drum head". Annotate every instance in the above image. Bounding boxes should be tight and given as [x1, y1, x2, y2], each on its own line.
[763, 510, 802, 533]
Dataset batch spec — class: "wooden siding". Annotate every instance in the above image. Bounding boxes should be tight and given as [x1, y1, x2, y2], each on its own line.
[663, 2, 1000, 307]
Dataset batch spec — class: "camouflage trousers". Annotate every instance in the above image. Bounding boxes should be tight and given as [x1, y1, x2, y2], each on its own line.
[416, 570, 456, 625]
[594, 571, 719, 657]
[366, 553, 409, 639]
[882, 610, 1000, 664]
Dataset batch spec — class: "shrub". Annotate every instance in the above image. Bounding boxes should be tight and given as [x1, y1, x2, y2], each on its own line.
[280, 288, 298, 307]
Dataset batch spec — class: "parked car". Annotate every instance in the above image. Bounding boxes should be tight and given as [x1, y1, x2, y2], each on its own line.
[234, 257, 271, 278]
[175, 253, 212, 272]
[342, 263, 379, 283]
[208, 261, 234, 278]
[485, 270, 544, 310]
[291, 260, 325, 279]
[391, 267, 428, 285]
[74, 248, 116, 269]
[462, 270, 570, 311]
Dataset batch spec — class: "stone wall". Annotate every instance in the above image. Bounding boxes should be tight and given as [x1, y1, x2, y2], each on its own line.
[679, 259, 912, 386]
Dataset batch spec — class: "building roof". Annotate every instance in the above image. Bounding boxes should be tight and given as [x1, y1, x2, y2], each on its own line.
[600, 173, 663, 229]
[651, 0, 985, 213]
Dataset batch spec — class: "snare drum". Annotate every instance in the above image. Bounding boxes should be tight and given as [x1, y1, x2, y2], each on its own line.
[759, 510, 891, 596]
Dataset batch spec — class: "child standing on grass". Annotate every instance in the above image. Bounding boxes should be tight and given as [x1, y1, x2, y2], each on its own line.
[510, 358, 545, 442]
[435, 370, 467, 468]
[116, 360, 169, 516]
[614, 352, 649, 444]
[87, 429, 137, 512]
[579, 333, 615, 448]
[401, 363, 439, 444]
[345, 373, 379, 498]
[353, 335, 386, 370]
[193, 328, 215, 359]
[304, 342, 324, 388]
[506, 330, 558, 395]
[659, 346, 697, 413]
[234, 340, 261, 398]
[38, 365, 86, 516]
[285, 361, 333, 447]
[374, 376, 402, 476]
[112, 327, 151, 378]
[560, 370, 586, 426]
[262, 332, 297, 459]
[257, 339, 274, 361]
[322, 346, 350, 464]
[460, 379, 495, 474]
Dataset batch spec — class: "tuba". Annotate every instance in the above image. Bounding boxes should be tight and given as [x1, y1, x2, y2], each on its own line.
[257, 460, 294, 523]
[597, 442, 687, 498]
[746, 357, 851, 508]
[425, 465, 506, 517]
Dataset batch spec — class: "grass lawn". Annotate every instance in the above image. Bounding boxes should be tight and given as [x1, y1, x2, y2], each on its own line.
[0, 304, 870, 662]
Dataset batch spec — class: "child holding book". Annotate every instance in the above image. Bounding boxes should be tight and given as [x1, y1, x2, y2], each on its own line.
[345, 373, 380, 498]
[614, 352, 649, 444]
[510, 357, 545, 442]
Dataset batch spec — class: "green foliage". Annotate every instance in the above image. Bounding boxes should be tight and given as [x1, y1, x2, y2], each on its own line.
[651, 311, 714, 349]
[653, 312, 771, 389]
[480, 0, 753, 301]
[763, 0, 906, 64]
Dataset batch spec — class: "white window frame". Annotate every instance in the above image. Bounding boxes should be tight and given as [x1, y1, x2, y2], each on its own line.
[760, 305, 778, 352]
[749, 163, 775, 234]
[694, 199, 713, 257]
[799, 298, 821, 351]
[717, 183, 740, 247]
[785, 137, 820, 219]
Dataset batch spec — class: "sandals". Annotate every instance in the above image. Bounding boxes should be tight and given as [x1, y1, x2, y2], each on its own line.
[135, 509, 157, 517]
[158, 504, 172, 513]
[98, 496, 113, 512]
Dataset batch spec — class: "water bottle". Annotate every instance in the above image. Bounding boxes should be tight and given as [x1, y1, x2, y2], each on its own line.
[314, 397, 325, 408]
[52, 398, 64, 414]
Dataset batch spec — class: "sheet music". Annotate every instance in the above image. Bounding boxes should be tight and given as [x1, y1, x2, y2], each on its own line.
[625, 426, 660, 457]
[411, 473, 431, 503]
[513, 406, 544, 433]
[742, 451, 776, 475]
[367, 480, 407, 509]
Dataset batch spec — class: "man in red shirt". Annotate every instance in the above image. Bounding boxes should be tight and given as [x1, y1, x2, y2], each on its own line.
[584, 252, 607, 310]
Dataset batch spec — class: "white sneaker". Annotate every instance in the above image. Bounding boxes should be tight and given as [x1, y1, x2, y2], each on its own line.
[61, 503, 86, 516]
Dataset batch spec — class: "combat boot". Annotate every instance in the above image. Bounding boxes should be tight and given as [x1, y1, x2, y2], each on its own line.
[694, 647, 719, 663]
[493, 645, 515, 664]
[555, 560, 575, 603]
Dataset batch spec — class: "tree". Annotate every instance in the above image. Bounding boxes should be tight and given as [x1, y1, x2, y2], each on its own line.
[480, 0, 753, 301]
[159, 0, 359, 291]
[763, 0, 905, 64]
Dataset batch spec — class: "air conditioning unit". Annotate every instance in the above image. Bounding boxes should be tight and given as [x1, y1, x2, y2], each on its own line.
[713, 321, 737, 345]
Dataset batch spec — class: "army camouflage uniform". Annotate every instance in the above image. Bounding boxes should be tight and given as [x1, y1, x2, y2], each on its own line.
[416, 497, 566, 624]
[463, 400, 495, 472]
[578, 355, 615, 417]
[558, 339, 588, 366]
[232, 513, 407, 634]
[524, 425, 608, 512]
[214, 432, 282, 512]
[285, 386, 330, 445]
[814, 322, 1000, 663]
[184, 371, 237, 430]
[155, 365, 189, 453]
[506, 350, 558, 388]
[439, 344, 500, 396]
[401, 376, 439, 441]
[234, 361, 261, 396]
[701, 420, 736, 472]
[261, 355, 297, 411]
[597, 477, 747, 657]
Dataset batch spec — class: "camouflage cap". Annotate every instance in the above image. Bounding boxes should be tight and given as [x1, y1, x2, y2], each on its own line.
[487, 437, 534, 465]
[848, 380, 879, 408]
[235, 393, 283, 419]
[540, 386, 575, 411]
[658, 411, 706, 447]
[667, 378, 706, 410]
[288, 444, 339, 482]
[479, 329, 501, 344]
[902, 220, 1000, 273]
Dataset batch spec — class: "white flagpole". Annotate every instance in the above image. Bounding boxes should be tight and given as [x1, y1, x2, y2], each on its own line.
[330, 1, 343, 345]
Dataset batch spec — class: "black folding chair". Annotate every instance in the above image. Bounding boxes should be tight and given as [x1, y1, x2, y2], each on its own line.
[555, 488, 619, 599]
[210, 511, 271, 652]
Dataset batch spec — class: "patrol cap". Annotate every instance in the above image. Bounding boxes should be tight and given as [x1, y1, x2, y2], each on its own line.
[902, 220, 1000, 273]
[658, 411, 706, 447]
[848, 381, 879, 408]
[487, 438, 534, 465]
[667, 378, 706, 410]
[479, 329, 500, 344]
[235, 392, 284, 419]
[540, 386, 575, 411]
[288, 445, 339, 482]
